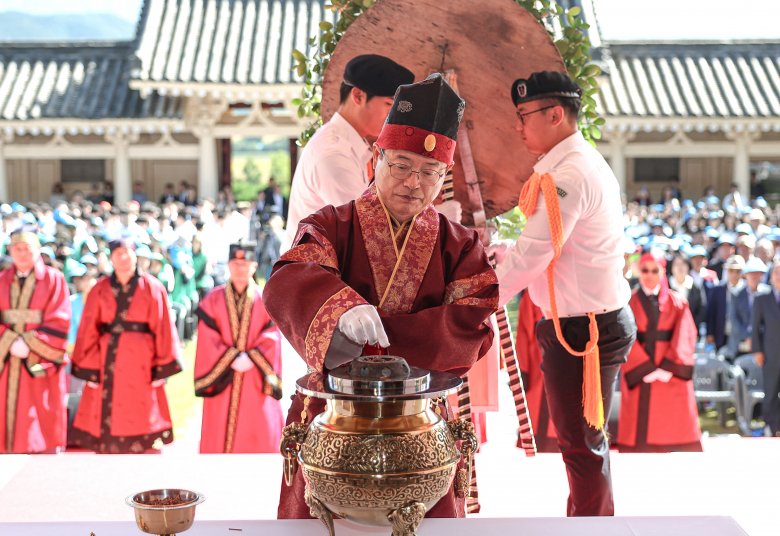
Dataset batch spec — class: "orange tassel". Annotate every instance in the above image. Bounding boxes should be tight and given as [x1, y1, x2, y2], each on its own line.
[518, 173, 604, 430]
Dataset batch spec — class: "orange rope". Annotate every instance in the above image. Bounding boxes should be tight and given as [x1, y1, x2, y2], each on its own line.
[518, 172, 604, 430]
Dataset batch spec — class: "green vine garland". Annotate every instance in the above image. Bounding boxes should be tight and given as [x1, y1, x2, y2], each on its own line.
[292, 0, 604, 147]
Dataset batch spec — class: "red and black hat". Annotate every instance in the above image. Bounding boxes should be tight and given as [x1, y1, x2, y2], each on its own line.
[376, 73, 465, 165]
[229, 242, 257, 262]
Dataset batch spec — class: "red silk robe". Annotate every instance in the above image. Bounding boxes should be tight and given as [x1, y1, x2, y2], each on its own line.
[0, 259, 70, 453]
[515, 292, 558, 452]
[194, 282, 284, 453]
[265, 183, 498, 520]
[69, 273, 183, 453]
[618, 289, 702, 452]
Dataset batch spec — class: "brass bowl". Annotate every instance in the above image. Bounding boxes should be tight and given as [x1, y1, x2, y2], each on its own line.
[125, 489, 205, 536]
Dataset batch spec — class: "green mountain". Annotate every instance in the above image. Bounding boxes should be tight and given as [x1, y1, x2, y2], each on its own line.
[0, 11, 136, 41]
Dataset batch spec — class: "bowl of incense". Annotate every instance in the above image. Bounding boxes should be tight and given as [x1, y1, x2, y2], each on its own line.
[126, 489, 205, 536]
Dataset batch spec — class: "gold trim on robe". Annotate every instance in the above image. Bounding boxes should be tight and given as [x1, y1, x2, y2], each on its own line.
[193, 347, 241, 392]
[356, 183, 439, 315]
[0, 330, 17, 374]
[1, 310, 42, 325]
[444, 272, 500, 309]
[304, 287, 368, 373]
[22, 332, 66, 365]
[281, 224, 340, 270]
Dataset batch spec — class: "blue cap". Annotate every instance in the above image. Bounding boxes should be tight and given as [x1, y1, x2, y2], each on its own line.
[716, 234, 735, 246]
[135, 245, 152, 259]
[679, 234, 693, 243]
[637, 236, 650, 247]
[739, 205, 753, 214]
[80, 254, 98, 265]
[81, 236, 98, 253]
[653, 204, 665, 212]
[53, 209, 76, 227]
[22, 213, 37, 225]
[690, 245, 708, 258]
[69, 263, 88, 278]
[696, 201, 706, 209]
[707, 196, 720, 204]
[682, 200, 694, 207]
[755, 197, 768, 208]
[651, 219, 664, 227]
[0, 204, 11, 215]
[39, 246, 55, 259]
[735, 223, 754, 235]
[706, 228, 720, 239]
[708, 211, 721, 220]
[625, 227, 641, 239]
[39, 234, 56, 244]
[10, 202, 25, 212]
[743, 257, 768, 274]
[767, 232, 780, 242]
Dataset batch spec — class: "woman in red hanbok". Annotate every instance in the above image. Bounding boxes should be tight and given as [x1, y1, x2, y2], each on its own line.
[618, 251, 702, 452]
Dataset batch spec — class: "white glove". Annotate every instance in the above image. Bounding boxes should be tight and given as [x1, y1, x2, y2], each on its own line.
[231, 351, 255, 373]
[86, 381, 100, 389]
[643, 369, 674, 383]
[10, 338, 30, 358]
[485, 239, 515, 266]
[338, 305, 390, 348]
[435, 200, 462, 224]
[151, 379, 166, 388]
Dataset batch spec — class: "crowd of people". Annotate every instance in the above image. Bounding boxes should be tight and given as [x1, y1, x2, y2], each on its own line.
[0, 177, 289, 454]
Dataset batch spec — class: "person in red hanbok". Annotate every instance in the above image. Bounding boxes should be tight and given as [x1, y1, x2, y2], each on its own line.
[264, 74, 497, 520]
[194, 242, 283, 453]
[515, 291, 558, 452]
[0, 228, 71, 453]
[69, 238, 183, 453]
[618, 251, 702, 452]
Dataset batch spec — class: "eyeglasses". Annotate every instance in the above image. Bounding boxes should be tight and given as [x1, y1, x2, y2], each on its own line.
[516, 105, 556, 125]
[380, 149, 444, 186]
[640, 268, 662, 274]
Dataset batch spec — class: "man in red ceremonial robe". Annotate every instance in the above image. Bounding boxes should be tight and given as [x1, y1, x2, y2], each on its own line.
[515, 291, 558, 452]
[194, 242, 283, 453]
[618, 252, 702, 452]
[69, 238, 183, 453]
[265, 74, 497, 520]
[0, 228, 71, 453]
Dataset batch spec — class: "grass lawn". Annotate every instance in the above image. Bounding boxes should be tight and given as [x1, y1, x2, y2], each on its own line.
[164, 339, 202, 439]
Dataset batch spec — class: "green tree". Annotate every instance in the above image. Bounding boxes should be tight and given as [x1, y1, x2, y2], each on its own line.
[244, 158, 261, 184]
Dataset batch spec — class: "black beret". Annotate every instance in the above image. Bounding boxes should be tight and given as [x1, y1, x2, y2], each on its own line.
[343, 54, 415, 98]
[229, 242, 257, 262]
[511, 71, 582, 106]
[108, 237, 137, 252]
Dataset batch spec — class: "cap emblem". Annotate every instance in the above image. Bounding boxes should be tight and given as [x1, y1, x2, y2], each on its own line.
[424, 134, 436, 152]
[397, 101, 412, 113]
[517, 82, 527, 98]
[236, 250, 245, 259]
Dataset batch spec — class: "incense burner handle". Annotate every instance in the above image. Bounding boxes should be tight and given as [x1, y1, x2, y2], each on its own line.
[447, 418, 479, 498]
[279, 422, 308, 486]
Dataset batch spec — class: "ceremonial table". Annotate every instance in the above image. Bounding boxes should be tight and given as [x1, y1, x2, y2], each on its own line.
[0, 516, 748, 536]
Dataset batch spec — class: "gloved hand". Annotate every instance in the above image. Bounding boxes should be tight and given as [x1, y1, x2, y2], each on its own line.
[10, 337, 30, 358]
[642, 369, 673, 383]
[231, 351, 255, 373]
[435, 200, 462, 224]
[485, 239, 515, 266]
[86, 381, 100, 389]
[338, 305, 390, 348]
[151, 379, 166, 388]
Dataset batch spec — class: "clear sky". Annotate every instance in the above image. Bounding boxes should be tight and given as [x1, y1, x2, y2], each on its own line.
[0, 0, 778, 40]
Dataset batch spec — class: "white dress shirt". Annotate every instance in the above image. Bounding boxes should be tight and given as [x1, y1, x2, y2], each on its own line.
[282, 112, 372, 252]
[496, 131, 631, 317]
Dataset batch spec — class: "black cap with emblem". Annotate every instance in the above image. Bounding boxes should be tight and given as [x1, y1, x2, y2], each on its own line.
[511, 71, 582, 106]
[343, 54, 415, 98]
[229, 242, 257, 263]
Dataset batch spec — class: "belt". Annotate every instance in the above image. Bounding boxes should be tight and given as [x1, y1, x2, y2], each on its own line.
[542, 306, 625, 321]
[637, 331, 673, 343]
[100, 321, 151, 335]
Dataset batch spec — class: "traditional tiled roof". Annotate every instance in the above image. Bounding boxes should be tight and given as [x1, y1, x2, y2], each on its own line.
[596, 40, 780, 118]
[0, 43, 183, 120]
[131, 0, 336, 86]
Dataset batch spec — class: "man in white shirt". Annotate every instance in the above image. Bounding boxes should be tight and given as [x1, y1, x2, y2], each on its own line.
[282, 55, 414, 252]
[492, 71, 636, 517]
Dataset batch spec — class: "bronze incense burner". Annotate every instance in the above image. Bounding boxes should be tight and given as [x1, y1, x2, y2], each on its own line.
[280, 356, 477, 536]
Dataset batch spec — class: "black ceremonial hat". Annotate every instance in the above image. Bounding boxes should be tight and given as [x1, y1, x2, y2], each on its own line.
[343, 54, 415, 98]
[229, 242, 257, 262]
[375, 73, 465, 164]
[512, 71, 582, 106]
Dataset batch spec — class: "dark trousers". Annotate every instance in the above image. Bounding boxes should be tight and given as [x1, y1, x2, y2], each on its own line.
[762, 363, 780, 436]
[536, 306, 637, 517]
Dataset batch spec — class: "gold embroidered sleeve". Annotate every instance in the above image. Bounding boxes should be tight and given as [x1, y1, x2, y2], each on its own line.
[304, 287, 368, 373]
[0, 330, 18, 373]
[279, 224, 339, 270]
[443, 271, 499, 307]
[22, 331, 65, 364]
[194, 347, 240, 394]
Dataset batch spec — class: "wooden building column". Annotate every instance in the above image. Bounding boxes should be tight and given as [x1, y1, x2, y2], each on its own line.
[195, 125, 219, 201]
[106, 131, 137, 205]
[607, 130, 634, 196]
